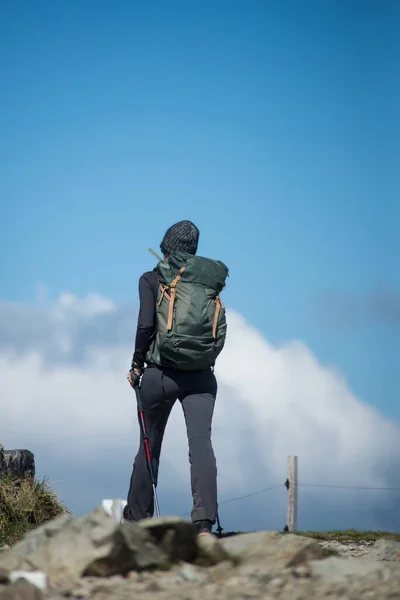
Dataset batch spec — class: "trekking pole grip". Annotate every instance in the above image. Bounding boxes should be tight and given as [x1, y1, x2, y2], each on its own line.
[134, 386, 144, 412]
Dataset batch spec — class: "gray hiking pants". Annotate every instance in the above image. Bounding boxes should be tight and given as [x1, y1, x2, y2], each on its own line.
[127, 365, 218, 523]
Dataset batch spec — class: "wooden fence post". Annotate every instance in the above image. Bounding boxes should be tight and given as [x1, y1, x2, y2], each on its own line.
[285, 455, 298, 532]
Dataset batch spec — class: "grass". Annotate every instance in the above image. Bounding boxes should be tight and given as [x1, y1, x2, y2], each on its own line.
[0, 474, 68, 546]
[218, 529, 400, 542]
[298, 529, 400, 543]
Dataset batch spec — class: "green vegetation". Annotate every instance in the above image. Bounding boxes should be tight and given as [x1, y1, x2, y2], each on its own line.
[0, 475, 68, 546]
[298, 529, 400, 543]
[219, 529, 400, 542]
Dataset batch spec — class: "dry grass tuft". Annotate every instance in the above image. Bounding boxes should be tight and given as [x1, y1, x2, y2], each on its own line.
[0, 475, 68, 546]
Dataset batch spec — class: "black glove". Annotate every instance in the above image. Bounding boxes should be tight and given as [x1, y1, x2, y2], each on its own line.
[127, 368, 141, 388]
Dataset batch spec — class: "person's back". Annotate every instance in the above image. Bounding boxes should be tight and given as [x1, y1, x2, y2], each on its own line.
[124, 220, 229, 535]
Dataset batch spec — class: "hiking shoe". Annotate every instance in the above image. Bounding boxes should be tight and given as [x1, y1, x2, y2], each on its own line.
[122, 505, 136, 523]
[193, 519, 213, 536]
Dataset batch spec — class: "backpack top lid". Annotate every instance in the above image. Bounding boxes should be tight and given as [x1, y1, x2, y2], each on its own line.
[155, 251, 229, 294]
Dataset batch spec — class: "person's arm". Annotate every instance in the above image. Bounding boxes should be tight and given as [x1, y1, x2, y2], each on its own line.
[130, 273, 157, 370]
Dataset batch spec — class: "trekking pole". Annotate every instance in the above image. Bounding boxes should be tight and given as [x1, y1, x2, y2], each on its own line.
[134, 385, 161, 518]
[216, 510, 223, 538]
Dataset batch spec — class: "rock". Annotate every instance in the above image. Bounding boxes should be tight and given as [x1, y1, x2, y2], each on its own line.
[138, 517, 197, 563]
[101, 499, 126, 523]
[146, 563, 210, 590]
[176, 563, 208, 583]
[0, 569, 9, 584]
[1, 451, 35, 479]
[310, 555, 394, 583]
[196, 534, 233, 566]
[292, 565, 312, 578]
[0, 445, 5, 473]
[68, 575, 126, 600]
[0, 579, 42, 600]
[3, 505, 400, 600]
[268, 576, 285, 588]
[220, 531, 280, 558]
[209, 560, 234, 583]
[84, 519, 168, 577]
[8, 572, 47, 590]
[368, 539, 400, 562]
[319, 539, 373, 558]
[285, 538, 330, 567]
[0, 513, 71, 572]
[221, 531, 325, 569]
[0, 507, 168, 589]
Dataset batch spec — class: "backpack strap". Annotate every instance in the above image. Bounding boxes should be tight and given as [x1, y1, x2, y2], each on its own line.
[167, 267, 186, 330]
[157, 283, 171, 306]
[212, 296, 222, 338]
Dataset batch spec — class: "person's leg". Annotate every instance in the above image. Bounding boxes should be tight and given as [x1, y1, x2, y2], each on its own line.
[180, 369, 218, 533]
[126, 367, 177, 521]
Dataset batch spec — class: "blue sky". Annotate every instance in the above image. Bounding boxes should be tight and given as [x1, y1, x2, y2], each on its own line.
[1, 0, 399, 424]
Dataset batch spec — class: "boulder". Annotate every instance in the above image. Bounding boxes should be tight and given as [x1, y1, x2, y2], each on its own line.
[138, 517, 197, 563]
[220, 531, 326, 569]
[0, 578, 42, 600]
[0, 445, 5, 473]
[1, 451, 35, 479]
[220, 531, 280, 559]
[0, 507, 168, 589]
[196, 534, 233, 566]
[368, 539, 400, 562]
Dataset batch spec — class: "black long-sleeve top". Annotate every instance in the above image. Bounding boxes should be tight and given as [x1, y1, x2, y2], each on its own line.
[131, 270, 159, 368]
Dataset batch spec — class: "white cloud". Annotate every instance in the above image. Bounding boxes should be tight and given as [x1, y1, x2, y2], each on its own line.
[0, 292, 399, 531]
[55, 292, 115, 316]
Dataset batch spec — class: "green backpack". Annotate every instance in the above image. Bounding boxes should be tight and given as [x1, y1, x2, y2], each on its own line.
[145, 251, 229, 370]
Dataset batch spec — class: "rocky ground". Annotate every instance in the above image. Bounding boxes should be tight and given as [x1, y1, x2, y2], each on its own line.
[319, 539, 376, 558]
[0, 506, 399, 600]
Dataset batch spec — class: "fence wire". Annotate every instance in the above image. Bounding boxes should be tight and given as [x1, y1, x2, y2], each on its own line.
[178, 479, 400, 519]
[179, 482, 284, 518]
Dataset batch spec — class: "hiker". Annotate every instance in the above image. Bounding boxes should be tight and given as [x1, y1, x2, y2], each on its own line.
[124, 220, 228, 536]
